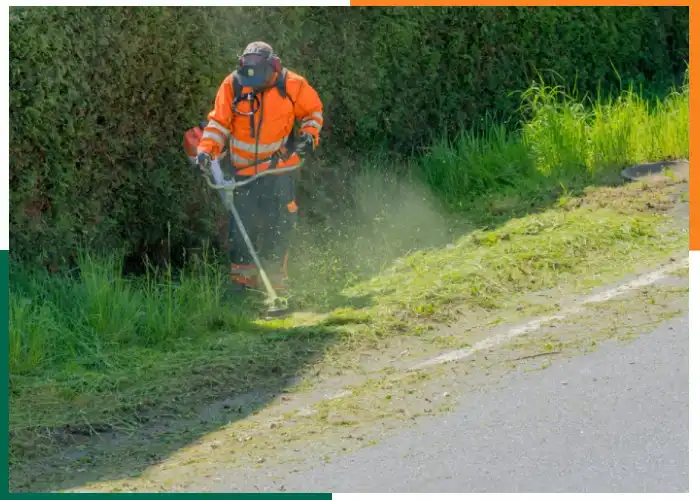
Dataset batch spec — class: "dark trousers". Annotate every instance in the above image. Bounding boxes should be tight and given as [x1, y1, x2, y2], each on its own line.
[228, 172, 298, 279]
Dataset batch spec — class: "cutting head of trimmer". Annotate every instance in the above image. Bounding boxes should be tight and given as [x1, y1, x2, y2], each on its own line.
[264, 296, 292, 319]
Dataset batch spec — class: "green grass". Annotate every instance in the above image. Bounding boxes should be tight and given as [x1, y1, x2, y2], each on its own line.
[9, 78, 689, 464]
[9, 248, 238, 376]
[417, 75, 689, 211]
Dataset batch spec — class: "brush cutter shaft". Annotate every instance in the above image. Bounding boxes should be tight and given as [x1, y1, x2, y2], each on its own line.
[225, 196, 280, 305]
[201, 160, 302, 308]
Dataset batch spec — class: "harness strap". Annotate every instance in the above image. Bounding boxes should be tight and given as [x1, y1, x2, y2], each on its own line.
[229, 68, 295, 174]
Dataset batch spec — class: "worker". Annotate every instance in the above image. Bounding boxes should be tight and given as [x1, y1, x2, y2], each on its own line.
[184, 41, 323, 293]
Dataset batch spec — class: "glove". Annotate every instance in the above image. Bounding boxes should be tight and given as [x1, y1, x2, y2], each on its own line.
[196, 152, 212, 173]
[298, 132, 316, 154]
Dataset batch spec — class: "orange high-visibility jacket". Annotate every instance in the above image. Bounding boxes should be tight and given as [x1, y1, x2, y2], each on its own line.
[198, 70, 324, 177]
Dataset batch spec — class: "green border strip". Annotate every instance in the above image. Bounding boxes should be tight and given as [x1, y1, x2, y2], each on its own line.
[15, 495, 329, 498]
[2, 250, 8, 494]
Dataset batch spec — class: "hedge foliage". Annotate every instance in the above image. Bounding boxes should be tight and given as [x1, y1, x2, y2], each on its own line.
[9, 6, 689, 266]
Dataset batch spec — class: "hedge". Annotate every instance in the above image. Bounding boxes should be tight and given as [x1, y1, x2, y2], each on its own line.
[9, 6, 689, 266]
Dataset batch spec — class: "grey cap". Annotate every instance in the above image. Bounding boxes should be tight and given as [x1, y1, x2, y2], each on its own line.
[242, 41, 274, 56]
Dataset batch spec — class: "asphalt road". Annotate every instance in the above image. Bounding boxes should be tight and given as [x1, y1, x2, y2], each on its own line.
[232, 313, 689, 493]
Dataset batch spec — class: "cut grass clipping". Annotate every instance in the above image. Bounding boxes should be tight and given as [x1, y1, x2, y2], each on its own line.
[9, 79, 689, 459]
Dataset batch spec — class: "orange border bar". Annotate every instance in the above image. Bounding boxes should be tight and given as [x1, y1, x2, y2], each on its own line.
[691, 2, 698, 250]
[350, 1, 689, 6]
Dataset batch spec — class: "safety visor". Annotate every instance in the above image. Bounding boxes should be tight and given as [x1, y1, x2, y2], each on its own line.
[241, 53, 268, 66]
[239, 53, 273, 88]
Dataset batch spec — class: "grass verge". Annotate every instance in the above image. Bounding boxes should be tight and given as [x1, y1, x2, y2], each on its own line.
[9, 78, 689, 487]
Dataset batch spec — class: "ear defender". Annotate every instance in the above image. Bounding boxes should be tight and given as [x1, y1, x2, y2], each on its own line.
[270, 53, 282, 73]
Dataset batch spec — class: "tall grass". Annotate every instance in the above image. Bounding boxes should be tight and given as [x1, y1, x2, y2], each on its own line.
[9, 248, 238, 376]
[417, 75, 689, 208]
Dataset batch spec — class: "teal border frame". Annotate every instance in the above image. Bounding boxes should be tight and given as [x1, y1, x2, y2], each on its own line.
[2, 250, 9, 493]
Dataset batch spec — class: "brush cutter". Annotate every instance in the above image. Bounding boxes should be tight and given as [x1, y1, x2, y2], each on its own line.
[199, 147, 305, 319]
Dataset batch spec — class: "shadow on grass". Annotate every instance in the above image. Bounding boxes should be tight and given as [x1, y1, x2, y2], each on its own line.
[8, 292, 355, 492]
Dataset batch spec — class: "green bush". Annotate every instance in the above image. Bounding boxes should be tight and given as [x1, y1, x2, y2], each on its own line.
[9, 6, 689, 266]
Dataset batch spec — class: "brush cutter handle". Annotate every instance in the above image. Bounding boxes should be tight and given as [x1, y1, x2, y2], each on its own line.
[201, 164, 302, 191]
[201, 138, 308, 191]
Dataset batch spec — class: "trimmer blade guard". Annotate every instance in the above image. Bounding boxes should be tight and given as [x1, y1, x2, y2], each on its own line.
[264, 296, 292, 319]
[265, 305, 291, 319]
